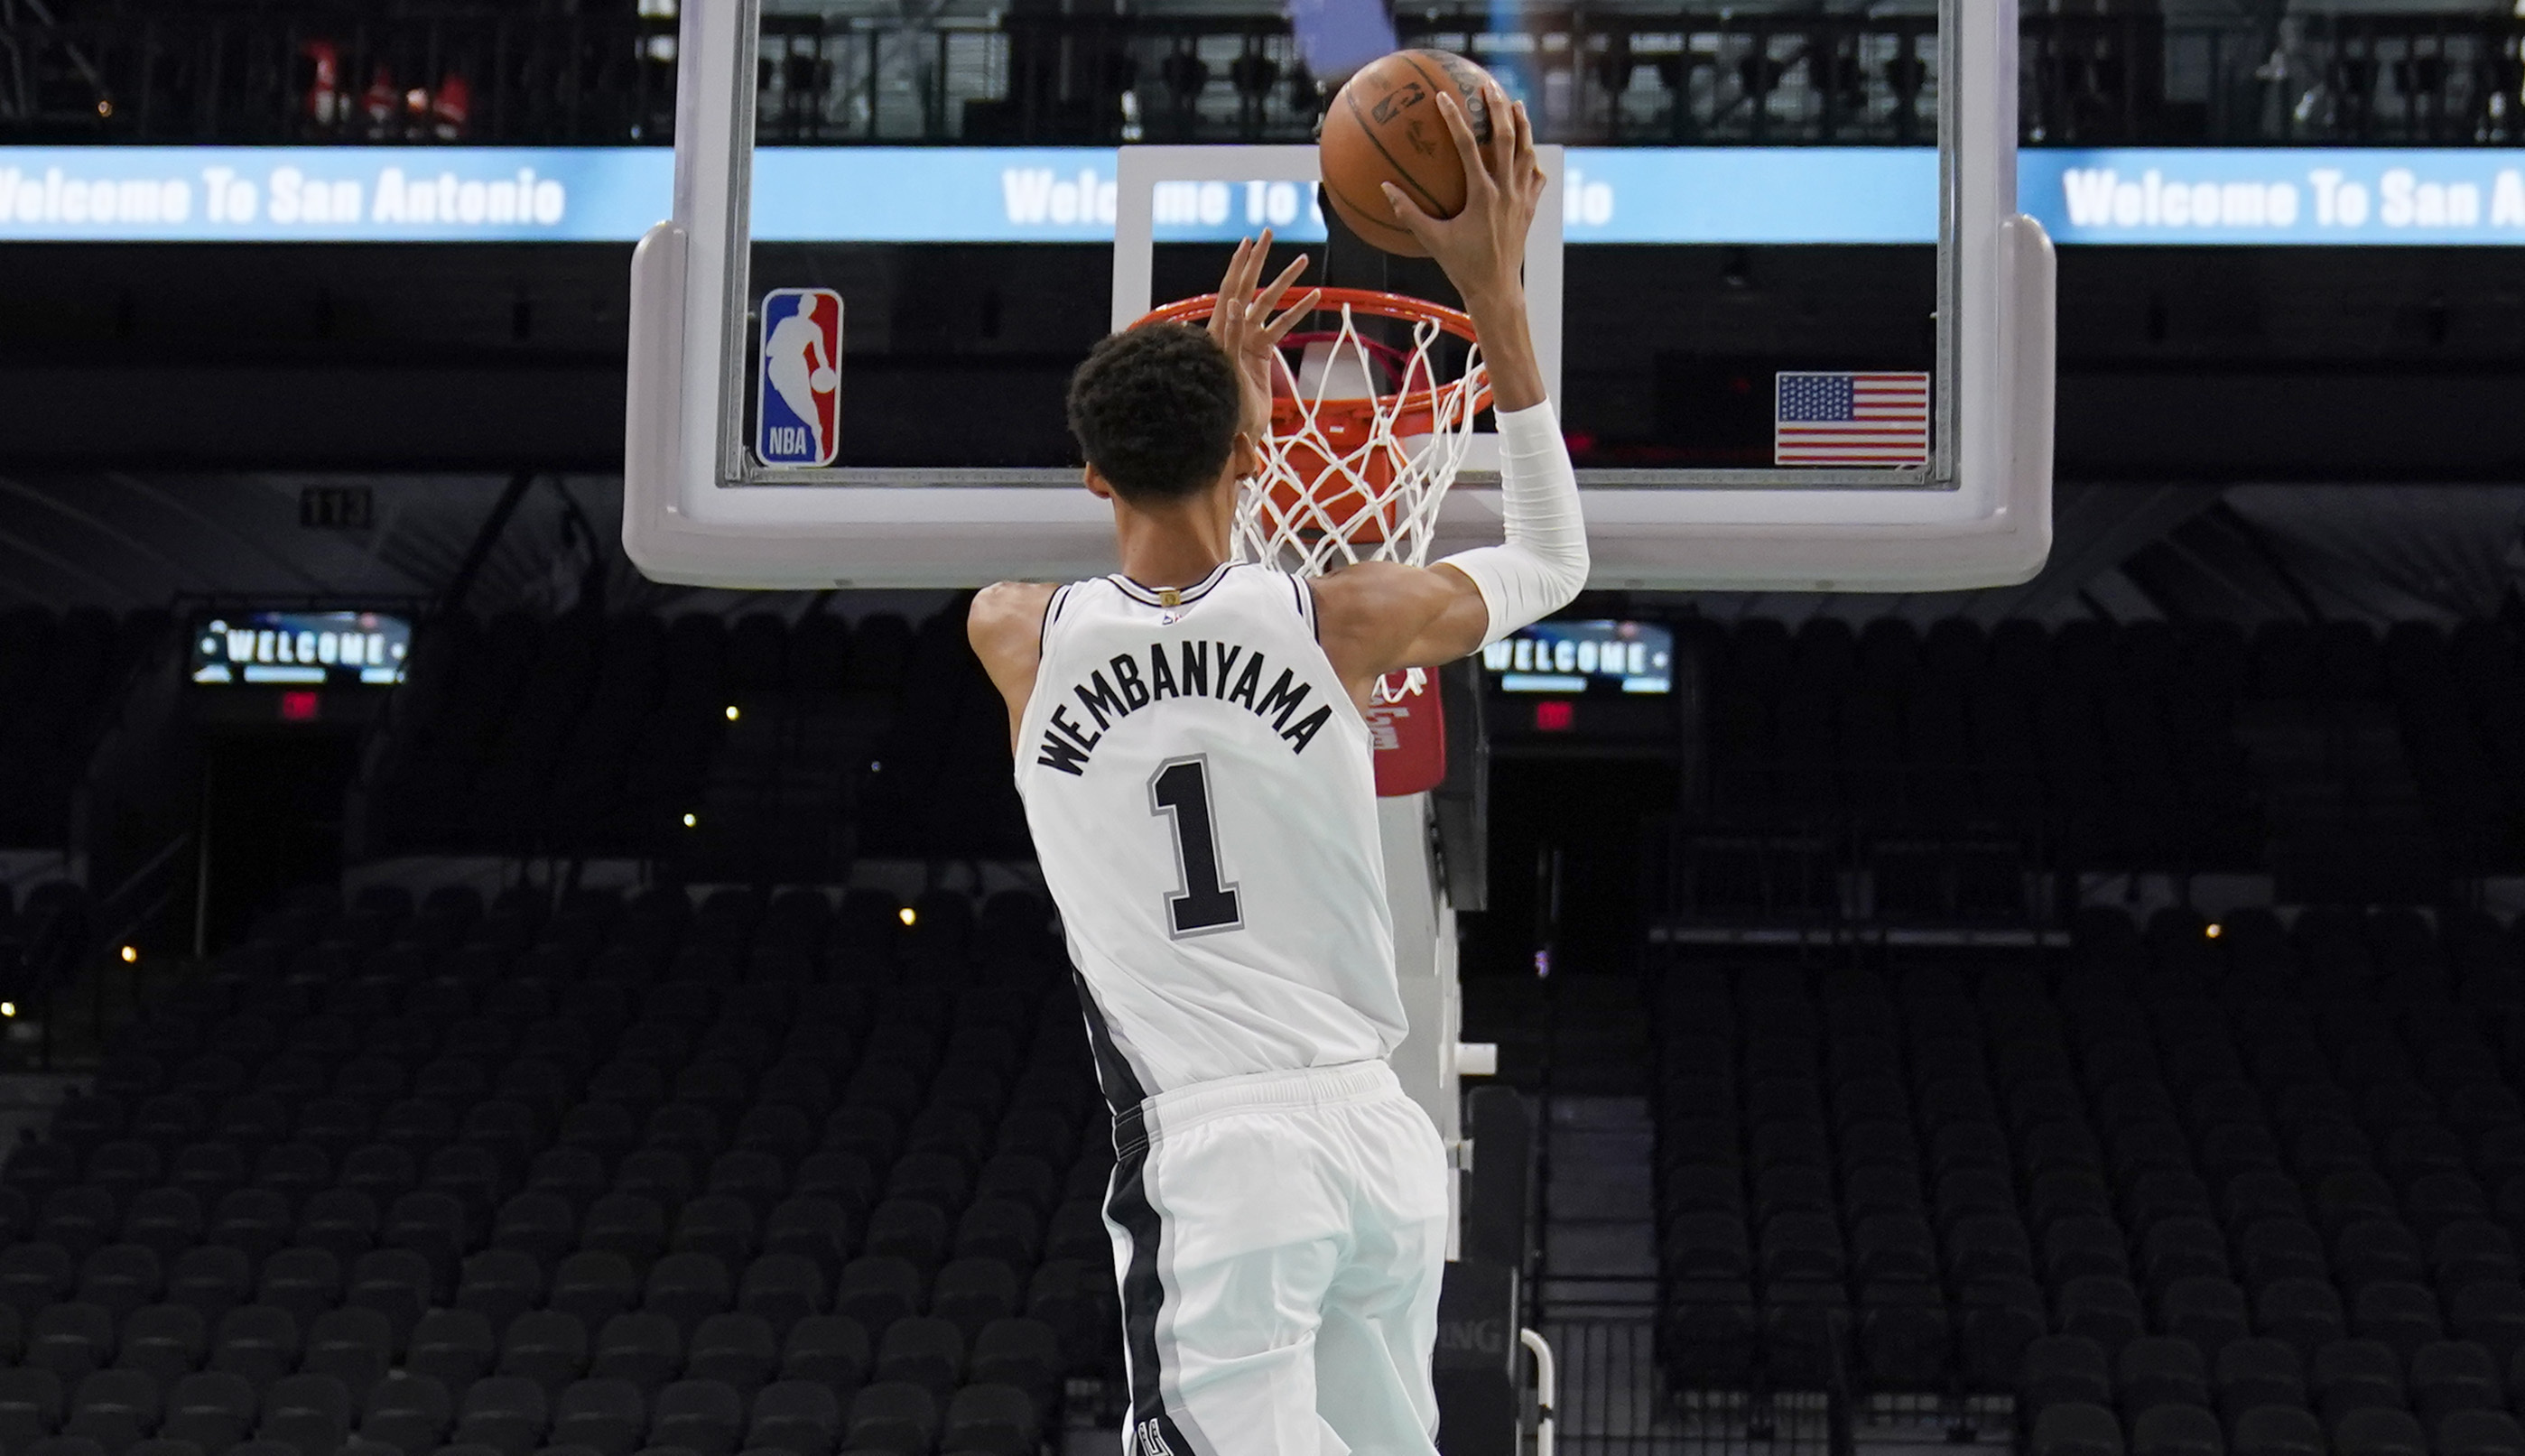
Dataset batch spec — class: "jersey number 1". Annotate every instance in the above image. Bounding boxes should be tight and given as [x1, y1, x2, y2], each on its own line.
[1150, 757, 1241, 936]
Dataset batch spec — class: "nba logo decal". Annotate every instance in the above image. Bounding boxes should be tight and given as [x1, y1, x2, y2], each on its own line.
[757, 287, 842, 468]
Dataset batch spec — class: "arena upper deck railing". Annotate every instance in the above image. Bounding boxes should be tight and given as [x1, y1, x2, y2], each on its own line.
[2, 9, 2520, 149]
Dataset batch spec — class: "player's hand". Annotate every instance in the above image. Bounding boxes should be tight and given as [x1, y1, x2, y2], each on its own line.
[1379, 79, 1544, 310]
[1208, 231, 1321, 444]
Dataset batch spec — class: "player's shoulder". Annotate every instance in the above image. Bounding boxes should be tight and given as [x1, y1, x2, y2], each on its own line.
[1305, 560, 1453, 623]
[967, 580, 1061, 661]
[971, 580, 1060, 617]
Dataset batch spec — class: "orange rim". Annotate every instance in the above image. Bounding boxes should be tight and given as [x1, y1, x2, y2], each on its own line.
[1133, 287, 1492, 422]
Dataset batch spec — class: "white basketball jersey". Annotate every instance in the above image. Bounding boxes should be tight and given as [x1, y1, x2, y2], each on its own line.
[1014, 561, 1403, 1104]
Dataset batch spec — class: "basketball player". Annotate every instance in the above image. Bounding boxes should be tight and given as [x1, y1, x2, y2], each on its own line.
[969, 80, 1584, 1456]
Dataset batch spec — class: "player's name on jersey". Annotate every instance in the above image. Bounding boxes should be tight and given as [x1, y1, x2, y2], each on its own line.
[1036, 640, 1334, 776]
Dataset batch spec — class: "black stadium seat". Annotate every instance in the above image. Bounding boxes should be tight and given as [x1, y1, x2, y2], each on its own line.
[458, 1254, 546, 1337]
[2116, 1336, 2211, 1421]
[775, 1318, 868, 1393]
[589, 1316, 682, 1394]
[2130, 1404, 2222, 1456]
[742, 1383, 838, 1456]
[452, 1377, 551, 1456]
[840, 1383, 933, 1456]
[2439, 1411, 2525, 1456]
[362, 1377, 455, 1456]
[2212, 1339, 2305, 1426]
[258, 1373, 354, 1456]
[648, 1382, 741, 1456]
[549, 1380, 645, 1456]
[305, 1308, 396, 1401]
[30, 1303, 118, 1383]
[408, 1311, 497, 1397]
[939, 1383, 1035, 1456]
[500, 1312, 592, 1394]
[685, 1316, 777, 1401]
[2032, 1401, 2124, 1456]
[63, 1369, 159, 1454]
[161, 1373, 256, 1453]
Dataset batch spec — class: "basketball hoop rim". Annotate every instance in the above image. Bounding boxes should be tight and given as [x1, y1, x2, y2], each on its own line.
[1133, 286, 1492, 423]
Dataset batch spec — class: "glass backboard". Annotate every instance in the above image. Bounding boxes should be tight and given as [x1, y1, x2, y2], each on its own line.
[625, 0, 2051, 591]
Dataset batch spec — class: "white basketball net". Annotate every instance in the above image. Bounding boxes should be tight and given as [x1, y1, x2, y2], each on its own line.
[1230, 301, 1487, 702]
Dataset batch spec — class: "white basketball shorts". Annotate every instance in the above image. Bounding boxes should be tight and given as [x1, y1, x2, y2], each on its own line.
[1100, 1059, 1453, 1456]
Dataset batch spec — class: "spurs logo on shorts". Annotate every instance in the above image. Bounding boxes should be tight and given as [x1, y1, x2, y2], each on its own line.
[1135, 1418, 1176, 1456]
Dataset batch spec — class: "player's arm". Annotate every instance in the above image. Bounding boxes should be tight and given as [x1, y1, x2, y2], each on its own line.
[1311, 80, 1587, 701]
[967, 581, 1060, 750]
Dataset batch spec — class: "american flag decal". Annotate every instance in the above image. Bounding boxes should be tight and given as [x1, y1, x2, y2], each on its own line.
[1774, 371, 1932, 467]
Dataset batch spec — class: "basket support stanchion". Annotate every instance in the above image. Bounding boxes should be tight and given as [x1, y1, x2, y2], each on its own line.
[1519, 1326, 1555, 1456]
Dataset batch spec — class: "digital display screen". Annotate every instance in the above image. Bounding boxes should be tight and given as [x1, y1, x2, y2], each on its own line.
[1482, 620, 1673, 695]
[11, 145, 2524, 247]
[192, 611, 410, 686]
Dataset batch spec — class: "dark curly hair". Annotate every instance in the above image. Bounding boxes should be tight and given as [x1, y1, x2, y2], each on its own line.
[1065, 322, 1243, 503]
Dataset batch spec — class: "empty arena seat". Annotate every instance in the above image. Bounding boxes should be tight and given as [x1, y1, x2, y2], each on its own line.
[2450, 1284, 2525, 1364]
[305, 1308, 396, 1400]
[648, 1382, 741, 1456]
[775, 1318, 868, 1393]
[62, 1369, 158, 1453]
[968, 1319, 1058, 1414]
[1857, 1281, 1950, 1390]
[2312, 1340, 2405, 1424]
[258, 1373, 354, 1456]
[2212, 1339, 2306, 1425]
[2407, 1340, 2502, 1428]
[30, 1303, 117, 1383]
[2437, 1411, 2525, 1456]
[835, 1259, 921, 1336]
[117, 1302, 206, 1383]
[2024, 1335, 2114, 1416]
[589, 1315, 682, 1395]
[362, 1376, 455, 1456]
[452, 1377, 550, 1456]
[2060, 1276, 2149, 1354]
[686, 1316, 778, 1401]
[2116, 1337, 2211, 1420]
[2331, 1406, 2428, 1456]
[458, 1254, 546, 1337]
[499, 1312, 592, 1393]
[2032, 1402, 2125, 1456]
[545, 1256, 636, 1333]
[409, 1311, 498, 1396]
[160, 1372, 256, 1452]
[1958, 1278, 2047, 1390]
[839, 1384, 933, 1456]
[2130, 1404, 2223, 1456]
[871, 1319, 961, 1404]
[938, 1384, 1036, 1456]
[742, 1383, 838, 1456]
[2254, 1279, 2345, 1358]
[548, 1380, 645, 1456]
[733, 1257, 825, 1336]
[2232, 1405, 2325, 1456]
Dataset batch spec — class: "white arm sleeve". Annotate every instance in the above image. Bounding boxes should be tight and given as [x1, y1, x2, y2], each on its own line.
[1435, 401, 1589, 647]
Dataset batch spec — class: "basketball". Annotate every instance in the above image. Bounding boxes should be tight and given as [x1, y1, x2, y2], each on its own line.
[1319, 50, 1497, 257]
